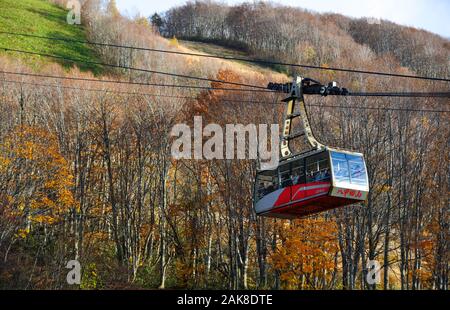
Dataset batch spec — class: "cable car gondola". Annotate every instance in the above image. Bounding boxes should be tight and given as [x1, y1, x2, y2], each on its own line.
[254, 77, 369, 219]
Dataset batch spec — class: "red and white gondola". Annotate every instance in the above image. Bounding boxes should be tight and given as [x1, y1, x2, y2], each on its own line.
[253, 76, 369, 218]
[254, 148, 369, 219]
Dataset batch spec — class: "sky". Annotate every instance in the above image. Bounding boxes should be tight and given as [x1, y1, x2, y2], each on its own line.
[116, 0, 450, 38]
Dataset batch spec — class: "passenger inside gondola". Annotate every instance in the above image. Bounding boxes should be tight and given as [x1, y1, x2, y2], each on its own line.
[314, 168, 331, 181]
[257, 171, 280, 199]
[291, 172, 300, 185]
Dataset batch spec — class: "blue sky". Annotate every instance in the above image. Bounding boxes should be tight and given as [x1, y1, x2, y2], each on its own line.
[116, 0, 450, 38]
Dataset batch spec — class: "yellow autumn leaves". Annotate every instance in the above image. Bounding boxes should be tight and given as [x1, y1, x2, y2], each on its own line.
[0, 126, 76, 237]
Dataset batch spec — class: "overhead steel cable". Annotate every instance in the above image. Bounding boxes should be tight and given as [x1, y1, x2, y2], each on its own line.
[1, 31, 449, 82]
[0, 70, 275, 93]
[0, 70, 448, 99]
[347, 92, 450, 98]
[0, 47, 270, 90]
[0, 79, 272, 104]
[268, 80, 450, 99]
[306, 103, 450, 113]
[1, 79, 449, 113]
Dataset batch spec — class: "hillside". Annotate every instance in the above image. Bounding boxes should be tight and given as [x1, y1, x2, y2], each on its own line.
[0, 0, 101, 72]
[162, 1, 450, 79]
[0, 0, 286, 83]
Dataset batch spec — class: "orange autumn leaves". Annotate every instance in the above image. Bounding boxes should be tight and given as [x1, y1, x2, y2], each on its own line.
[0, 126, 76, 236]
[269, 218, 338, 289]
[191, 69, 243, 117]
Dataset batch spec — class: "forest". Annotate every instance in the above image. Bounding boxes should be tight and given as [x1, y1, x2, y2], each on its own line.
[0, 0, 448, 290]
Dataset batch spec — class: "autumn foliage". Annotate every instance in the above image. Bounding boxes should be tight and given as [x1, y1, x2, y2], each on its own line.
[0, 126, 75, 232]
[270, 219, 338, 289]
[0, 0, 448, 290]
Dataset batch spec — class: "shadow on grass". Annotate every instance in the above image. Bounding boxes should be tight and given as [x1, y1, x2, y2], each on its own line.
[47, 30, 104, 75]
[25, 6, 104, 75]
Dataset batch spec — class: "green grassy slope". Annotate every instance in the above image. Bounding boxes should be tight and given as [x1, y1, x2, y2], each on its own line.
[0, 0, 101, 73]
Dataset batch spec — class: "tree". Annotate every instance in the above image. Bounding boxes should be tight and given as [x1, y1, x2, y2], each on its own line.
[270, 218, 339, 289]
[106, 0, 120, 18]
[0, 126, 76, 230]
[151, 13, 164, 30]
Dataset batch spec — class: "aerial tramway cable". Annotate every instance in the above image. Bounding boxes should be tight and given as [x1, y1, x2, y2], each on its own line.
[1, 31, 449, 82]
